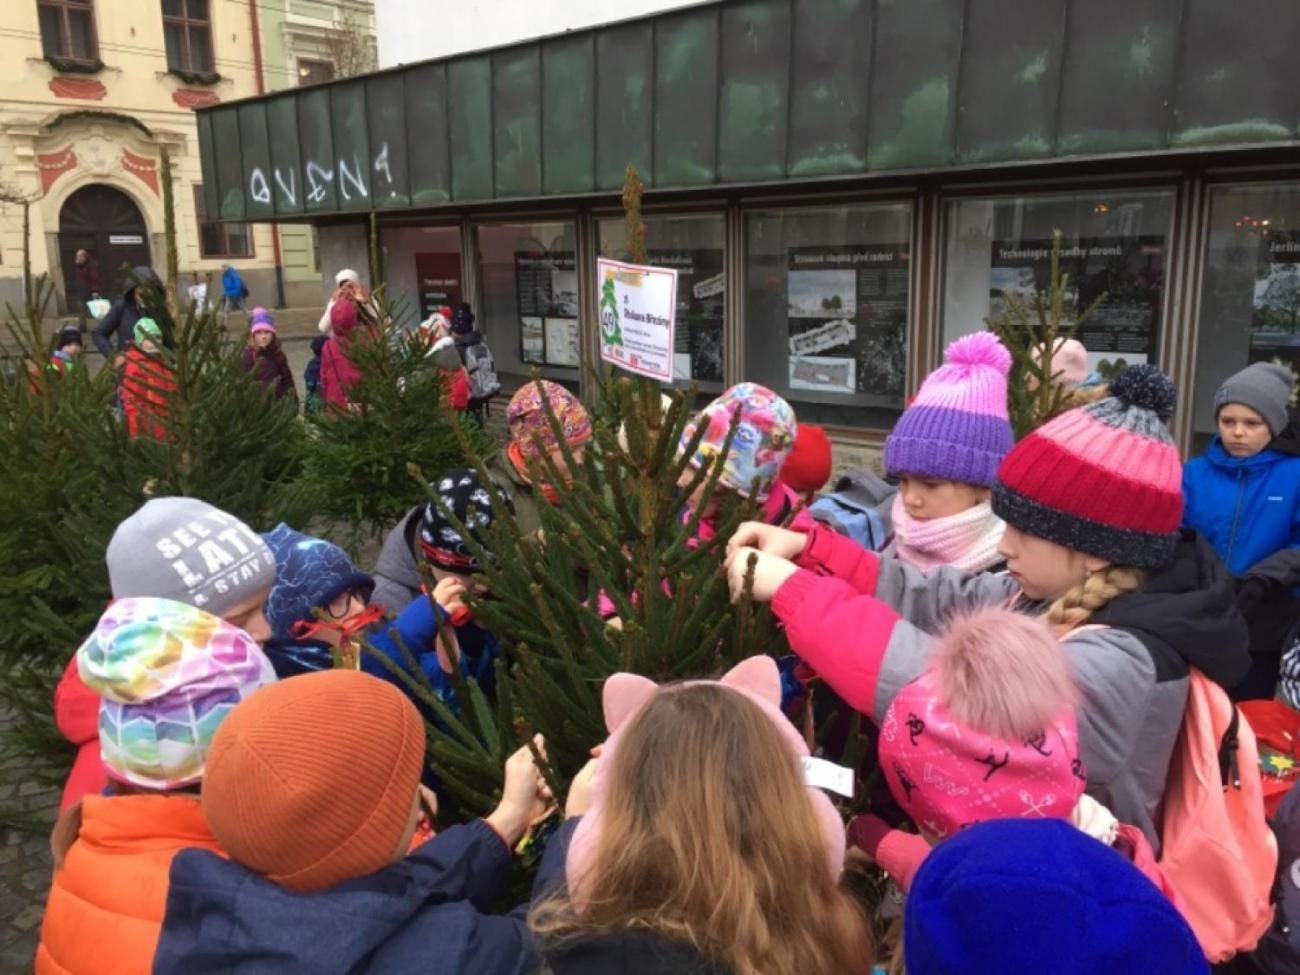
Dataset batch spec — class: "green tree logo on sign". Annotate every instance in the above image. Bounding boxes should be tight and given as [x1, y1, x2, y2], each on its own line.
[600, 270, 624, 348]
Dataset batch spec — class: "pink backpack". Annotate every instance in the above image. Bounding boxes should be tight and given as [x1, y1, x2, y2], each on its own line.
[1158, 667, 1277, 961]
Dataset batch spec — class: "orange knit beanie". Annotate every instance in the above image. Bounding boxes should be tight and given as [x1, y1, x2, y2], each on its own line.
[201, 670, 426, 892]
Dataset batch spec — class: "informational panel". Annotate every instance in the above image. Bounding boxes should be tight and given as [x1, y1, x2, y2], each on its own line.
[647, 248, 723, 382]
[515, 251, 578, 368]
[786, 245, 909, 399]
[414, 253, 463, 321]
[989, 235, 1163, 373]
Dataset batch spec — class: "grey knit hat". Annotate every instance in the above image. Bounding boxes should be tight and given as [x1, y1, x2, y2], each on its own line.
[1215, 362, 1295, 437]
[106, 498, 276, 615]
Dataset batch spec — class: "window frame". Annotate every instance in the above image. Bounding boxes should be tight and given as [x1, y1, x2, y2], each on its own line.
[296, 58, 335, 87]
[193, 184, 254, 260]
[37, 0, 99, 64]
[162, 0, 214, 75]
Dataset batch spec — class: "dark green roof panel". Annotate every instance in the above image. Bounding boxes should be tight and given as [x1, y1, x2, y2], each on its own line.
[405, 63, 451, 207]
[653, 7, 719, 186]
[367, 73, 411, 209]
[493, 46, 542, 197]
[448, 57, 493, 201]
[197, 0, 1300, 221]
[542, 36, 596, 195]
[787, 0, 872, 178]
[1056, 0, 1179, 154]
[595, 23, 653, 190]
[718, 0, 790, 181]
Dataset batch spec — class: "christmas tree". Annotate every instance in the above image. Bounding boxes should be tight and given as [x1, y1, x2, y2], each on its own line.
[364, 166, 788, 816]
[986, 229, 1108, 438]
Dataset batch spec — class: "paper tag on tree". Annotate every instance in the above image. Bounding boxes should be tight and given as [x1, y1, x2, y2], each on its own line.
[801, 756, 854, 798]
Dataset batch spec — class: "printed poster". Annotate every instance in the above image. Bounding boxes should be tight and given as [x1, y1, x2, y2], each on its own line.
[989, 236, 1163, 376]
[413, 252, 462, 321]
[1251, 231, 1300, 371]
[515, 251, 578, 368]
[646, 249, 724, 383]
[597, 257, 678, 382]
[786, 246, 909, 400]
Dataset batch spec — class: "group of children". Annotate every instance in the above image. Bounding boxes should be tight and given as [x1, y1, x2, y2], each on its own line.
[31, 322, 1300, 974]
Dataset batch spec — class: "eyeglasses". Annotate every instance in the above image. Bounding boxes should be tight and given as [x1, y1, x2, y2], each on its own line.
[324, 587, 367, 620]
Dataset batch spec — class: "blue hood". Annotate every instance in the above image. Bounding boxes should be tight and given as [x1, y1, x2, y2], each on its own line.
[155, 819, 569, 975]
[262, 524, 374, 641]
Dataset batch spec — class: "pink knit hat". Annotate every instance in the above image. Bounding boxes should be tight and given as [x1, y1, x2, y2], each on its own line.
[884, 332, 1013, 487]
[566, 657, 845, 914]
[1050, 338, 1089, 386]
[878, 608, 1084, 840]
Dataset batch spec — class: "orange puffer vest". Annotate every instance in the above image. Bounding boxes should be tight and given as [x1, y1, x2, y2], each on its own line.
[35, 794, 223, 975]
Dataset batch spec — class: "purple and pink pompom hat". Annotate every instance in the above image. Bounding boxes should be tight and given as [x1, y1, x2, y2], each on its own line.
[884, 332, 1014, 487]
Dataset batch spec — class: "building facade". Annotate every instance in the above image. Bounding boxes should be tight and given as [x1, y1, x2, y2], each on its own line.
[197, 0, 1300, 466]
[0, 0, 374, 315]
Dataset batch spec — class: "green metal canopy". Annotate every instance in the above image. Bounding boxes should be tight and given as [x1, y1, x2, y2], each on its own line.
[197, 0, 1300, 222]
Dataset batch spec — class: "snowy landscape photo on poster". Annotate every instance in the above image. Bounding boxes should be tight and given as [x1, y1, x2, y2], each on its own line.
[787, 269, 857, 319]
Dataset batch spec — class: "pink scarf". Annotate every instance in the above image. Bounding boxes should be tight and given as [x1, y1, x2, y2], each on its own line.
[890, 496, 1005, 573]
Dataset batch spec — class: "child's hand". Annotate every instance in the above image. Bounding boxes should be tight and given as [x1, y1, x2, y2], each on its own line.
[432, 576, 467, 611]
[565, 755, 601, 819]
[486, 735, 553, 848]
[725, 547, 800, 603]
[727, 522, 808, 562]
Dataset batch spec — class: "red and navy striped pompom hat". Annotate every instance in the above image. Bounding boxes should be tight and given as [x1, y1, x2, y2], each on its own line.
[992, 365, 1182, 569]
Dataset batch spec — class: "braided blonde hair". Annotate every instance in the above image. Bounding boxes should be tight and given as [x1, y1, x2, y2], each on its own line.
[1044, 565, 1146, 635]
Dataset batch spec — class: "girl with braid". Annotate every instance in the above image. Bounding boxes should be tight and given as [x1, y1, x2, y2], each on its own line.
[726, 366, 1250, 852]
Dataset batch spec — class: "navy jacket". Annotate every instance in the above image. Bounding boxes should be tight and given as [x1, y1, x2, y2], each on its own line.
[154, 818, 571, 974]
[1183, 434, 1300, 575]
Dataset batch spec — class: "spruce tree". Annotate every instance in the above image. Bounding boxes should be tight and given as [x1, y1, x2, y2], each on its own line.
[987, 229, 1108, 438]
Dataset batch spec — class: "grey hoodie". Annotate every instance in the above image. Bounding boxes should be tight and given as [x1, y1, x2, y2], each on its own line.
[371, 504, 424, 613]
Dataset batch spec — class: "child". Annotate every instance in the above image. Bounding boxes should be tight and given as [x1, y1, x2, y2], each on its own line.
[365, 469, 513, 715]
[220, 262, 249, 325]
[153, 670, 562, 974]
[261, 524, 381, 677]
[483, 380, 593, 537]
[677, 382, 801, 541]
[430, 336, 471, 411]
[121, 316, 175, 440]
[303, 333, 328, 415]
[531, 657, 870, 975]
[48, 325, 83, 374]
[1184, 361, 1300, 700]
[846, 607, 1177, 902]
[320, 298, 365, 410]
[36, 598, 276, 975]
[450, 302, 500, 425]
[53, 497, 278, 811]
[881, 331, 1012, 573]
[903, 819, 1206, 975]
[239, 308, 296, 403]
[727, 366, 1250, 850]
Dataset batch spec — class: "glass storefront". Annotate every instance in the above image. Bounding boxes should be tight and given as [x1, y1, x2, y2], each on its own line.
[474, 219, 580, 390]
[943, 189, 1175, 381]
[380, 225, 462, 329]
[744, 202, 912, 428]
[1191, 182, 1300, 450]
[597, 212, 726, 393]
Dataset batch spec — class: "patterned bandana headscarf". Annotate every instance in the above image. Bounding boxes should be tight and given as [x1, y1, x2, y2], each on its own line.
[77, 597, 277, 790]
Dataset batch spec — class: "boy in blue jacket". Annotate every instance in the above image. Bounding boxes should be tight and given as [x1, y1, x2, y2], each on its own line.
[363, 468, 514, 719]
[154, 669, 566, 974]
[1184, 361, 1300, 699]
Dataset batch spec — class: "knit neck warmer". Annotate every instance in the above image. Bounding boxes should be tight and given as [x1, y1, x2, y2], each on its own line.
[891, 496, 1005, 573]
[507, 441, 560, 505]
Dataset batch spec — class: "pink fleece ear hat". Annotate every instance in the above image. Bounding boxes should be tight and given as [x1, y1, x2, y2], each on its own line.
[878, 608, 1085, 840]
[566, 657, 845, 913]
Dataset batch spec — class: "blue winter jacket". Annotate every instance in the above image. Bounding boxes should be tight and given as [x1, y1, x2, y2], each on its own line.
[1182, 436, 1300, 575]
[153, 818, 574, 974]
[221, 266, 246, 299]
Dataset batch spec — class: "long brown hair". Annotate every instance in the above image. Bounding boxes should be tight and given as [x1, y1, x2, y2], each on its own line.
[531, 683, 871, 975]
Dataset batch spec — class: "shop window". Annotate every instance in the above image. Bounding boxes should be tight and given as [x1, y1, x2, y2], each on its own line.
[38, 0, 98, 63]
[475, 219, 580, 391]
[744, 203, 912, 428]
[380, 225, 462, 327]
[1191, 183, 1300, 451]
[942, 189, 1175, 382]
[193, 185, 252, 259]
[297, 58, 334, 87]
[597, 212, 725, 393]
[162, 0, 213, 75]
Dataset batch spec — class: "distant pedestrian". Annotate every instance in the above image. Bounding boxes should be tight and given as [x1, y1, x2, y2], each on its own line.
[239, 308, 296, 405]
[220, 264, 249, 326]
[93, 266, 173, 367]
[69, 249, 100, 333]
[48, 326, 84, 375]
[303, 334, 328, 416]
